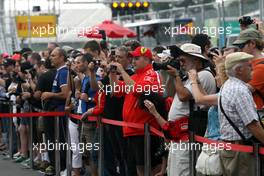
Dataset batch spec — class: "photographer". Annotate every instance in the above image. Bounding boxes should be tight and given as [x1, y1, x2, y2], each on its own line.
[8, 61, 35, 167]
[233, 28, 264, 111]
[110, 46, 163, 176]
[164, 43, 216, 176]
[239, 16, 257, 31]
[0, 59, 16, 152]
[32, 58, 56, 172]
[77, 53, 100, 176]
[64, 54, 82, 176]
[100, 46, 135, 176]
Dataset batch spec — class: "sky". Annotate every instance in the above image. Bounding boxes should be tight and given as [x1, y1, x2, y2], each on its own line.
[4, 0, 107, 12]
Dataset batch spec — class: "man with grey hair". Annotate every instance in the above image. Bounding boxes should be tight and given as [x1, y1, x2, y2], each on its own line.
[100, 45, 135, 175]
[219, 52, 264, 175]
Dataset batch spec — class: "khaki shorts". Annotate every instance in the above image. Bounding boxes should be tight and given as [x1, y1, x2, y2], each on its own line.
[219, 149, 254, 176]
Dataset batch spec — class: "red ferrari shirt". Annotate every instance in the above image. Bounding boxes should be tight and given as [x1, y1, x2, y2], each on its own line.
[116, 64, 162, 137]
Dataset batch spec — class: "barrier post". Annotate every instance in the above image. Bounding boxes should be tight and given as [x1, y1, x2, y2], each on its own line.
[98, 116, 104, 176]
[144, 123, 151, 176]
[189, 131, 196, 176]
[29, 104, 33, 168]
[8, 101, 13, 159]
[66, 117, 72, 176]
[254, 143, 261, 176]
[55, 116, 61, 176]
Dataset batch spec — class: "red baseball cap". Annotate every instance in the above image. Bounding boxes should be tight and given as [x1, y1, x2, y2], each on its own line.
[12, 54, 21, 61]
[1, 52, 9, 58]
[130, 46, 152, 60]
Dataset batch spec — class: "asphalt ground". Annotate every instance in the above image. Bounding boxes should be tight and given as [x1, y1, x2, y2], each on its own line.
[0, 153, 41, 176]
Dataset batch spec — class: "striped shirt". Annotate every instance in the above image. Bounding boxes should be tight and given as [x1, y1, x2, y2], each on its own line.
[219, 77, 258, 141]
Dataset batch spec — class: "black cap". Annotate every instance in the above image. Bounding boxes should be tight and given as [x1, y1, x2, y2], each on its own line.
[3, 59, 16, 67]
[20, 61, 33, 73]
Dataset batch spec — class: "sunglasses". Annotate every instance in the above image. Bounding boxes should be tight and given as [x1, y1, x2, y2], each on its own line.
[236, 43, 246, 49]
[235, 41, 250, 49]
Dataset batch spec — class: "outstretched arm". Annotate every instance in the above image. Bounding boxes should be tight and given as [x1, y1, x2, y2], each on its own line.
[188, 69, 218, 106]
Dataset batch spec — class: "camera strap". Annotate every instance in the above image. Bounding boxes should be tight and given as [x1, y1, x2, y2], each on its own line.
[219, 96, 247, 141]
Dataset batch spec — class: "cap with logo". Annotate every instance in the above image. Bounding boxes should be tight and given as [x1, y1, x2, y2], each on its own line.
[130, 46, 153, 60]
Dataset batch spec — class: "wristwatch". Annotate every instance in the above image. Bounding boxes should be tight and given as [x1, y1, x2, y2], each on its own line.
[88, 97, 93, 102]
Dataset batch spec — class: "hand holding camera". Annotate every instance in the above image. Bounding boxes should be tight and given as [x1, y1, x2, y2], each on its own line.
[166, 65, 180, 77]
[109, 62, 123, 74]
[88, 61, 96, 72]
[208, 47, 225, 65]
[239, 16, 258, 30]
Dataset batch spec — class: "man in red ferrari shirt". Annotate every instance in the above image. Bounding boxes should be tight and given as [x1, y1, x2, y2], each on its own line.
[110, 46, 163, 176]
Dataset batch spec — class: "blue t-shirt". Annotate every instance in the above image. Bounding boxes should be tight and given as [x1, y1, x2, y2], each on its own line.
[81, 75, 101, 113]
[206, 105, 221, 140]
[52, 65, 68, 111]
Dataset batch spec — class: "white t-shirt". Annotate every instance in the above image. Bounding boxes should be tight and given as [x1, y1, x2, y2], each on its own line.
[168, 68, 216, 121]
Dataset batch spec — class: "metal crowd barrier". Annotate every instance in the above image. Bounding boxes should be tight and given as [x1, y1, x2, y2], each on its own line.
[66, 117, 72, 176]
[98, 115, 104, 176]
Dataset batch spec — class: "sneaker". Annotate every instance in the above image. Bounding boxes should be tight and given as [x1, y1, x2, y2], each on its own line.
[0, 144, 7, 151]
[20, 158, 31, 169]
[14, 155, 27, 163]
[45, 165, 55, 176]
[0, 150, 8, 156]
[13, 152, 21, 159]
[39, 160, 50, 172]
[2, 154, 11, 160]
[0, 143, 5, 148]
[60, 169, 67, 176]
[33, 160, 42, 170]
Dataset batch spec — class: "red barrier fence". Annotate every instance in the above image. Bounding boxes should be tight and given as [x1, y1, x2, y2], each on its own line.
[0, 111, 263, 155]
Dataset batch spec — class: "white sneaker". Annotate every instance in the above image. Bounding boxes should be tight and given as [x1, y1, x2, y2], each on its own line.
[13, 152, 21, 159]
[60, 169, 67, 176]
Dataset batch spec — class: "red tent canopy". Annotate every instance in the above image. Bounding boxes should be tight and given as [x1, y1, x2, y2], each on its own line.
[79, 20, 137, 39]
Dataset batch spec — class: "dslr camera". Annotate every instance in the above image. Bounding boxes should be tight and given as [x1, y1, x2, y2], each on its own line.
[152, 45, 182, 71]
[152, 59, 180, 71]
[92, 59, 101, 66]
[239, 16, 254, 26]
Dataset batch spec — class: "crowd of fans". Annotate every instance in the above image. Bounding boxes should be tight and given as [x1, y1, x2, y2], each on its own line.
[0, 17, 264, 176]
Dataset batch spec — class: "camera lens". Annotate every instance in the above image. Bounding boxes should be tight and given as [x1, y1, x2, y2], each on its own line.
[110, 65, 117, 72]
